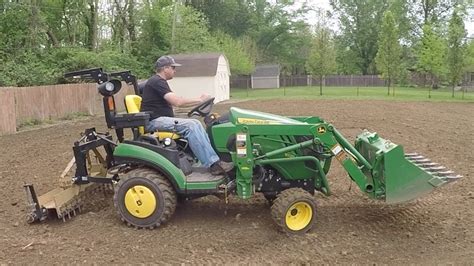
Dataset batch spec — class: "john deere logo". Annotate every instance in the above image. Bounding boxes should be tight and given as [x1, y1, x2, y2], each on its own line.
[317, 126, 326, 134]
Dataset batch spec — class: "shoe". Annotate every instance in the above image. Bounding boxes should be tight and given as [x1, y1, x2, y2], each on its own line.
[210, 160, 234, 176]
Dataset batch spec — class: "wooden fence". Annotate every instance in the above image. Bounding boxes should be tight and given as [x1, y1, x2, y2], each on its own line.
[0, 83, 135, 135]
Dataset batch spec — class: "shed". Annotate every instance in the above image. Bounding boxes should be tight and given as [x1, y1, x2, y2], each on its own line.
[167, 53, 231, 103]
[251, 64, 280, 89]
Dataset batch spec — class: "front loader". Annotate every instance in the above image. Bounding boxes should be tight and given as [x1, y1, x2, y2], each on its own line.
[24, 68, 461, 234]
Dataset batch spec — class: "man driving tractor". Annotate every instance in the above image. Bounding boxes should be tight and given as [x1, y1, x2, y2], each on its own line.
[141, 55, 234, 175]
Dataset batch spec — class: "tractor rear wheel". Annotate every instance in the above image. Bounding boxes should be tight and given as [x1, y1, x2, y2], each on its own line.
[113, 167, 177, 229]
[271, 188, 316, 234]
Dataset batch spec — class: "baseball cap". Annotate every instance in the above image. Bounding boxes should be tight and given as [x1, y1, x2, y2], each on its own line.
[155, 55, 182, 69]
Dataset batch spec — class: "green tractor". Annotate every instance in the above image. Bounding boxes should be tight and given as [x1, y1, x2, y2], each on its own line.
[24, 68, 461, 234]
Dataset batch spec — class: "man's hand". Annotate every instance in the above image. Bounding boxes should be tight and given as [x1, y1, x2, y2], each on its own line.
[199, 94, 211, 101]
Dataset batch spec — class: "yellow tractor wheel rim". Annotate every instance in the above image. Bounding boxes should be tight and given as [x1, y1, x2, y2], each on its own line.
[124, 185, 157, 218]
[285, 202, 313, 231]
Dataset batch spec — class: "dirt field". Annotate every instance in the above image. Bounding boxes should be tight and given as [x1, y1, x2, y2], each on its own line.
[0, 99, 472, 264]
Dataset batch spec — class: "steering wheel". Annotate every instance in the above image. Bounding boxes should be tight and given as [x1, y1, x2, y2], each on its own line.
[187, 97, 215, 117]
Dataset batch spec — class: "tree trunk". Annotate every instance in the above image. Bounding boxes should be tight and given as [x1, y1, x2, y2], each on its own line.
[171, 0, 179, 53]
[87, 0, 98, 51]
[387, 78, 391, 96]
[46, 30, 59, 48]
[429, 74, 433, 99]
[320, 75, 323, 96]
[29, 0, 40, 48]
[127, 0, 137, 55]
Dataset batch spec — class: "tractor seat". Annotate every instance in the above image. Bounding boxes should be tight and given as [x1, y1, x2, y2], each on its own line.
[124, 95, 181, 140]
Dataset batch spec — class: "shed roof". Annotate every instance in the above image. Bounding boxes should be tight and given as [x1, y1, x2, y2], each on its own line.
[169, 53, 227, 77]
[252, 64, 280, 77]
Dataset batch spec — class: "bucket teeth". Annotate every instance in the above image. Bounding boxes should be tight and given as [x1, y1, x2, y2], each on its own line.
[435, 170, 455, 176]
[444, 174, 463, 181]
[419, 162, 440, 167]
[422, 166, 446, 172]
[406, 155, 425, 160]
[411, 158, 431, 163]
[406, 152, 462, 183]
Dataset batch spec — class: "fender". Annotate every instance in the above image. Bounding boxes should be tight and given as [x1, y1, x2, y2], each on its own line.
[113, 143, 186, 193]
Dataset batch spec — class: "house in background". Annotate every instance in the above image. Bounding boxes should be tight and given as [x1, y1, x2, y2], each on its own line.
[251, 64, 280, 89]
[167, 53, 231, 103]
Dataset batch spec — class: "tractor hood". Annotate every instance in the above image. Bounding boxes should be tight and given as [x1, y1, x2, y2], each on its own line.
[229, 107, 306, 125]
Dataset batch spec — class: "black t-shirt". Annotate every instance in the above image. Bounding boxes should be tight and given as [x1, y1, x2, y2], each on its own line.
[140, 75, 174, 119]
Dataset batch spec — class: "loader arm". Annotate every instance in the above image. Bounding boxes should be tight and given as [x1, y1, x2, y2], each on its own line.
[227, 114, 460, 203]
[245, 123, 381, 199]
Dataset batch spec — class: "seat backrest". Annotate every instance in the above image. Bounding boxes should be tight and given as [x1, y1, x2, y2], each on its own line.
[124, 95, 180, 140]
[125, 94, 142, 114]
[124, 95, 145, 135]
[137, 80, 147, 95]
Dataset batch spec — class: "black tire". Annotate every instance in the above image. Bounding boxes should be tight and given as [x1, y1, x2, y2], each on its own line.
[113, 167, 177, 229]
[264, 193, 277, 204]
[271, 188, 316, 234]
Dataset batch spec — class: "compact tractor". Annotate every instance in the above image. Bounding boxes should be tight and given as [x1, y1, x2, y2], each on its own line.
[24, 68, 461, 234]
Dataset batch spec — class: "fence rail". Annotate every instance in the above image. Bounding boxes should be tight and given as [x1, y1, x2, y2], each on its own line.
[232, 74, 474, 89]
[231, 75, 386, 88]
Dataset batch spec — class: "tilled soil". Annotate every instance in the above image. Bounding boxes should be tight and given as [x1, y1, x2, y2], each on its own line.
[0, 99, 473, 264]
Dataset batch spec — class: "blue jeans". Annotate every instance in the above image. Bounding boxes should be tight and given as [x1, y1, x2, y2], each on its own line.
[145, 117, 220, 167]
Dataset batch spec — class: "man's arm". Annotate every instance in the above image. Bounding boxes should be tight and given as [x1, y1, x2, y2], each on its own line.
[164, 92, 210, 107]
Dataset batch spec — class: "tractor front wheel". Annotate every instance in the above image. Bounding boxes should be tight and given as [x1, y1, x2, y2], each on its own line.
[114, 168, 177, 229]
[271, 188, 316, 234]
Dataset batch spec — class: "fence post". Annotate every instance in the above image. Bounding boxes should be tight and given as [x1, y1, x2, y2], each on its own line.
[246, 77, 250, 97]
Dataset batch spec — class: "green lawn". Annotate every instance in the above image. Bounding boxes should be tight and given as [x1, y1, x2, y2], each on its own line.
[230, 86, 474, 102]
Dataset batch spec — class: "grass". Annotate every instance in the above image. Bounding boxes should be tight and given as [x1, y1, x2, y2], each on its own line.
[59, 111, 90, 121]
[16, 112, 91, 131]
[230, 86, 474, 102]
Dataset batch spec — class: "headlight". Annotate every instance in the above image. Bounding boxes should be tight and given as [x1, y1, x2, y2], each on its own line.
[98, 79, 122, 96]
[105, 82, 115, 92]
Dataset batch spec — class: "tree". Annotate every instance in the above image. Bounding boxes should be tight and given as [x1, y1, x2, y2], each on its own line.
[184, 0, 253, 38]
[167, 5, 215, 53]
[330, 0, 390, 75]
[416, 24, 446, 98]
[251, 1, 311, 73]
[306, 14, 336, 96]
[375, 11, 402, 96]
[84, 0, 99, 51]
[408, 0, 456, 36]
[136, 2, 172, 67]
[447, 8, 466, 97]
[211, 31, 255, 75]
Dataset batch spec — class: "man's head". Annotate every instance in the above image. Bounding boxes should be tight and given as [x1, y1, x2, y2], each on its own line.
[155, 55, 182, 80]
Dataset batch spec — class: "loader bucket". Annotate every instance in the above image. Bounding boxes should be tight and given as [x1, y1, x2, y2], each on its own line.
[355, 131, 461, 204]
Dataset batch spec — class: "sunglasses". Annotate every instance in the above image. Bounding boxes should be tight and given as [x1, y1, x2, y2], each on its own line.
[169, 66, 176, 70]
